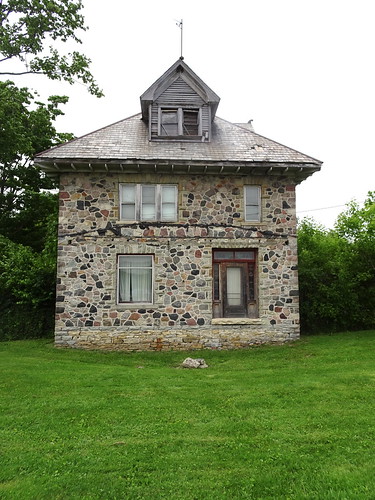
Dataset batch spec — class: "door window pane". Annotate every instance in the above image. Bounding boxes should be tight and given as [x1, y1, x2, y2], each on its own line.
[226, 267, 242, 306]
[214, 251, 234, 260]
[213, 263, 220, 301]
[235, 251, 255, 260]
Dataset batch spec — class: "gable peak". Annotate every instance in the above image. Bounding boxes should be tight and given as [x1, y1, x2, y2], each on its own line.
[140, 59, 220, 123]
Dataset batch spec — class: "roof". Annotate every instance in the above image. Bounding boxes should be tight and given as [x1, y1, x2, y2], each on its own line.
[35, 113, 322, 180]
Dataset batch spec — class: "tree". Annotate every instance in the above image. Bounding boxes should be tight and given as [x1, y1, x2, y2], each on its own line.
[0, 0, 103, 96]
[334, 191, 375, 328]
[297, 193, 375, 334]
[297, 219, 344, 333]
[335, 191, 375, 272]
[0, 1, 102, 339]
[0, 80, 73, 238]
[0, 224, 57, 340]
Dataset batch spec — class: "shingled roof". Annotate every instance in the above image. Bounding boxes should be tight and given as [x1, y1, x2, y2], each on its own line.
[35, 113, 322, 180]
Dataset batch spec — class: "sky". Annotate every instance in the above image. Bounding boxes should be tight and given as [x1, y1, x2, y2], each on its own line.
[10, 0, 375, 227]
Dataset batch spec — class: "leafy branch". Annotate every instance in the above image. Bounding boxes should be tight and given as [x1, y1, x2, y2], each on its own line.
[0, 0, 103, 96]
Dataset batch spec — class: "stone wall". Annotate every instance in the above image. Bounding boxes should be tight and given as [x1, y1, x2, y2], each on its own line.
[55, 172, 300, 350]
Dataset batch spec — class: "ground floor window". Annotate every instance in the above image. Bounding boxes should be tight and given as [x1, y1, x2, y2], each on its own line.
[118, 255, 153, 304]
[212, 249, 258, 318]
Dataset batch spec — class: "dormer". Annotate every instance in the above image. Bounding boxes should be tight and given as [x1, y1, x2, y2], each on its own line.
[140, 58, 220, 142]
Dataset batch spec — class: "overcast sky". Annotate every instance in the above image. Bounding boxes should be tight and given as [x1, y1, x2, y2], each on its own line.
[14, 0, 374, 227]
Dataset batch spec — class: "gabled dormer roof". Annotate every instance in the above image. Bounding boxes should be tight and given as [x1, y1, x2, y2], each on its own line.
[140, 58, 220, 122]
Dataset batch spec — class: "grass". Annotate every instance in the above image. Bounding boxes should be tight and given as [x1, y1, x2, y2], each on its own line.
[1, 331, 375, 499]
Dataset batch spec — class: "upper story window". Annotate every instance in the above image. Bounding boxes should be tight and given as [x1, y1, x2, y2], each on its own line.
[244, 186, 261, 222]
[120, 184, 177, 221]
[159, 107, 201, 137]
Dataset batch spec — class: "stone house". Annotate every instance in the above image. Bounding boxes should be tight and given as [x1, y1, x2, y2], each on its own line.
[35, 58, 322, 350]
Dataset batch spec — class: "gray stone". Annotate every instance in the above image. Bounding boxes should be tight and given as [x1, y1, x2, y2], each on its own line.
[181, 357, 208, 369]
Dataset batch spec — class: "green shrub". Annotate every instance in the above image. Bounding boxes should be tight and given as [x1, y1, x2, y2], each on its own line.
[298, 192, 375, 334]
[0, 231, 56, 340]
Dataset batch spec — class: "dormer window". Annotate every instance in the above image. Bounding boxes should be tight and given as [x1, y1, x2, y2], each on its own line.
[159, 107, 201, 138]
[140, 59, 220, 142]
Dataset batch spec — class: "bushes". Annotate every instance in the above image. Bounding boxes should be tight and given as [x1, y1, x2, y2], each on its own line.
[298, 192, 375, 334]
[0, 301, 54, 341]
[0, 194, 57, 341]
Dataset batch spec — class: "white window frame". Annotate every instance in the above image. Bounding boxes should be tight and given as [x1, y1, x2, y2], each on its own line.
[117, 254, 154, 305]
[244, 185, 261, 222]
[120, 184, 178, 221]
[158, 106, 202, 137]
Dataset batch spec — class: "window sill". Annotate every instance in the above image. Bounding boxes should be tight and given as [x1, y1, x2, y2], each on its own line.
[212, 318, 261, 325]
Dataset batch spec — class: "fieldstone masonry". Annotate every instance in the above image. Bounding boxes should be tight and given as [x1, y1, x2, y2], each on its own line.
[55, 172, 301, 350]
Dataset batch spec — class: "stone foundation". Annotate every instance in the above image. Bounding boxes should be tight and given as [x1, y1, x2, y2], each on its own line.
[55, 324, 299, 351]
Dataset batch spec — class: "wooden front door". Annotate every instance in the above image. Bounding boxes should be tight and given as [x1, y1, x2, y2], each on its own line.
[222, 263, 248, 317]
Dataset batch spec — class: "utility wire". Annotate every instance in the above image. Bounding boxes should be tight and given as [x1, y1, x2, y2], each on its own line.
[297, 200, 365, 214]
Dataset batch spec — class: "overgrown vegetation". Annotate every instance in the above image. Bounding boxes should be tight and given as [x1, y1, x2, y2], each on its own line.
[1, 331, 374, 499]
[298, 192, 374, 334]
[0, 82, 67, 341]
[0, 0, 101, 340]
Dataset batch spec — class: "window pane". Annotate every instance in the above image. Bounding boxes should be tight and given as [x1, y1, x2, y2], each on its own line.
[122, 205, 135, 220]
[141, 185, 156, 220]
[118, 256, 153, 303]
[183, 110, 199, 135]
[142, 185, 155, 203]
[121, 185, 136, 220]
[162, 186, 176, 203]
[122, 185, 135, 203]
[161, 110, 178, 136]
[162, 203, 175, 219]
[214, 251, 234, 260]
[119, 256, 152, 268]
[234, 251, 255, 260]
[245, 186, 260, 221]
[161, 186, 176, 220]
[246, 205, 259, 220]
[162, 111, 178, 124]
[213, 263, 220, 301]
[226, 267, 242, 306]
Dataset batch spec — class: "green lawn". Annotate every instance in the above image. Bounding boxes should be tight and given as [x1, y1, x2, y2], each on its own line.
[1, 331, 374, 499]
